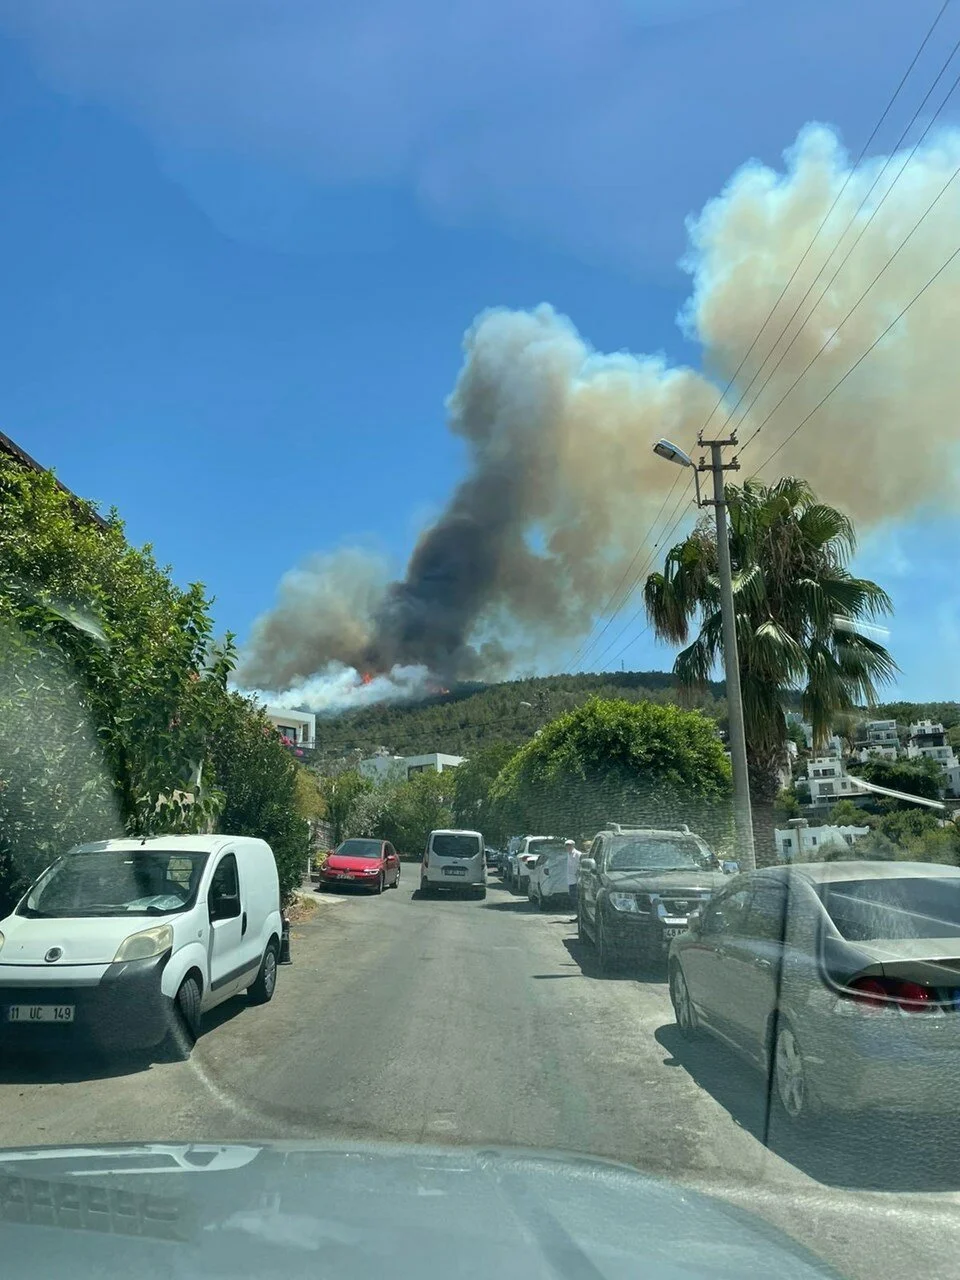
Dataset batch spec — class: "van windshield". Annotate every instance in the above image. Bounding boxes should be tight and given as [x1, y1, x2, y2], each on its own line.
[18, 850, 210, 918]
[431, 834, 481, 858]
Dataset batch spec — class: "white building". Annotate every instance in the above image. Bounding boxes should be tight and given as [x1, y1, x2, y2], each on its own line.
[799, 723, 843, 757]
[856, 719, 900, 759]
[359, 750, 466, 785]
[776, 818, 870, 862]
[804, 755, 869, 805]
[854, 743, 899, 763]
[906, 720, 960, 797]
[404, 752, 465, 776]
[263, 705, 316, 750]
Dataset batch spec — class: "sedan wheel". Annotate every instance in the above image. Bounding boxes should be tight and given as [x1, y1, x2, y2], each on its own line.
[669, 965, 698, 1035]
[774, 1022, 809, 1120]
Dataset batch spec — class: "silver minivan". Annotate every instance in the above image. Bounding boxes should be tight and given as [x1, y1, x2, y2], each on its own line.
[420, 830, 486, 899]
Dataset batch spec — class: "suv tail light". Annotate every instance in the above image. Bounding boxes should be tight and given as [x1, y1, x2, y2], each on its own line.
[838, 976, 941, 1016]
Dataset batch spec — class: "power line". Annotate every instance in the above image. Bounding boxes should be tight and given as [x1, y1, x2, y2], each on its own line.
[726, 29, 960, 448]
[566, 2, 953, 675]
[566, 472, 683, 670]
[700, 0, 953, 444]
[748, 238, 960, 477]
[585, 478, 700, 672]
[738, 151, 960, 457]
[604, 228, 960, 671]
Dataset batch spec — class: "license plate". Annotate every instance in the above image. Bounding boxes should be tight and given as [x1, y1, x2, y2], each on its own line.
[7, 1005, 75, 1024]
[443, 867, 467, 876]
[663, 927, 685, 939]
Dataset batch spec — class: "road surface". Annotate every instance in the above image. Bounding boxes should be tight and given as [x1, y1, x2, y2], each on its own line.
[2, 870, 960, 1278]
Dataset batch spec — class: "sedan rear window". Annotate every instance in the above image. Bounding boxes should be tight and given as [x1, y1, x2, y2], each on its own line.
[821, 877, 960, 941]
[431, 834, 481, 858]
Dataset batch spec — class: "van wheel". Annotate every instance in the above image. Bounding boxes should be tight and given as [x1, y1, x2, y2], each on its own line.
[165, 975, 201, 1059]
[248, 943, 278, 1005]
[419, 876, 431, 897]
[474, 885, 487, 901]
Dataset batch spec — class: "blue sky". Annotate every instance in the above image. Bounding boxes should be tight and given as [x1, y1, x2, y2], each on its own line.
[0, 0, 955, 700]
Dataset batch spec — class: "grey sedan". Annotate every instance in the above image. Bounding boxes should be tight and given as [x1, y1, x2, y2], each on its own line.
[668, 860, 960, 1122]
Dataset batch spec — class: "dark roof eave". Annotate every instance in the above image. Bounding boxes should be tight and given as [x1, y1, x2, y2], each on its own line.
[0, 429, 110, 530]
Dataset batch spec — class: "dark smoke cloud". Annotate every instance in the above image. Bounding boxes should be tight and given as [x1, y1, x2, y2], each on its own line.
[239, 124, 960, 706]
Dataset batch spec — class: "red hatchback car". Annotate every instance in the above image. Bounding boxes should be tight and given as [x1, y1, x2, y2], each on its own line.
[320, 838, 401, 894]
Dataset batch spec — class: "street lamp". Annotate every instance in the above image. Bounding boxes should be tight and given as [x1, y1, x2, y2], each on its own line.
[652, 437, 756, 871]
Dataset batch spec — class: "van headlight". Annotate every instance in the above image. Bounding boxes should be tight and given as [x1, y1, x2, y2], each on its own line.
[112, 924, 173, 963]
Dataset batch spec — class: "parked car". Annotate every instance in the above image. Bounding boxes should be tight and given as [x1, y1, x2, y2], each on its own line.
[510, 836, 563, 894]
[484, 847, 500, 869]
[499, 836, 522, 879]
[0, 835, 282, 1057]
[528, 844, 571, 909]
[319, 839, 401, 893]
[577, 824, 735, 970]
[669, 860, 960, 1122]
[420, 830, 486, 898]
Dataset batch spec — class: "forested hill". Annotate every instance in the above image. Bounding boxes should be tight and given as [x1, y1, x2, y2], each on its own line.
[312, 671, 728, 761]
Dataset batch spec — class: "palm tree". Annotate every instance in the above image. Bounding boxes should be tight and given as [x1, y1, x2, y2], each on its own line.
[644, 477, 897, 810]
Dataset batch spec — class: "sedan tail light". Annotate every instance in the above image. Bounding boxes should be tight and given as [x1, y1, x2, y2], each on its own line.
[837, 976, 943, 1016]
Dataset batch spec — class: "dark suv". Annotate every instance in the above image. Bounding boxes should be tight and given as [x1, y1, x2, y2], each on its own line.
[577, 824, 737, 971]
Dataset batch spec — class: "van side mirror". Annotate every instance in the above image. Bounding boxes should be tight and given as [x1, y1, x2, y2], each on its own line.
[580, 857, 596, 873]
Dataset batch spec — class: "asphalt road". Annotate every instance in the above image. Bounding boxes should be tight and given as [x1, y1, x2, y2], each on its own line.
[3, 870, 960, 1278]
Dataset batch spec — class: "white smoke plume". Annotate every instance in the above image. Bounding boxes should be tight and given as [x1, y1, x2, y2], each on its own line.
[238, 124, 960, 709]
[247, 663, 434, 717]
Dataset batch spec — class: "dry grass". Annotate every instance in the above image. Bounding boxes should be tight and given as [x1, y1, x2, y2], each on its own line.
[286, 893, 320, 924]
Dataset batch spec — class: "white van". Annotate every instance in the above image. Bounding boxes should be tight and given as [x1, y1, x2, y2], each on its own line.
[0, 834, 283, 1056]
[420, 830, 486, 898]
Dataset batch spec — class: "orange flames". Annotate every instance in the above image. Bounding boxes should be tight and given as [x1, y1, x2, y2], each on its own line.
[360, 672, 374, 686]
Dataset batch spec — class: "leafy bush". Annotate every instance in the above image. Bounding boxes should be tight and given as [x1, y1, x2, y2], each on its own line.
[0, 456, 312, 906]
[207, 693, 311, 901]
[0, 624, 121, 913]
[490, 698, 732, 848]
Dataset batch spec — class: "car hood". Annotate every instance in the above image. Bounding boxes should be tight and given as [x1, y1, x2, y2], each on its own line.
[0, 912, 175, 967]
[325, 856, 383, 871]
[602, 869, 728, 895]
[0, 1141, 836, 1279]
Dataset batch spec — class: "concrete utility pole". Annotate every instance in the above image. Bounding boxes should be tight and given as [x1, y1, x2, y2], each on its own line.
[699, 437, 756, 872]
[652, 433, 757, 871]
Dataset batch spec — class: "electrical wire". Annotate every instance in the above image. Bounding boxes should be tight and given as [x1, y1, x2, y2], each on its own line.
[726, 32, 960, 448]
[748, 238, 960, 477]
[565, 1, 954, 675]
[738, 154, 960, 458]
